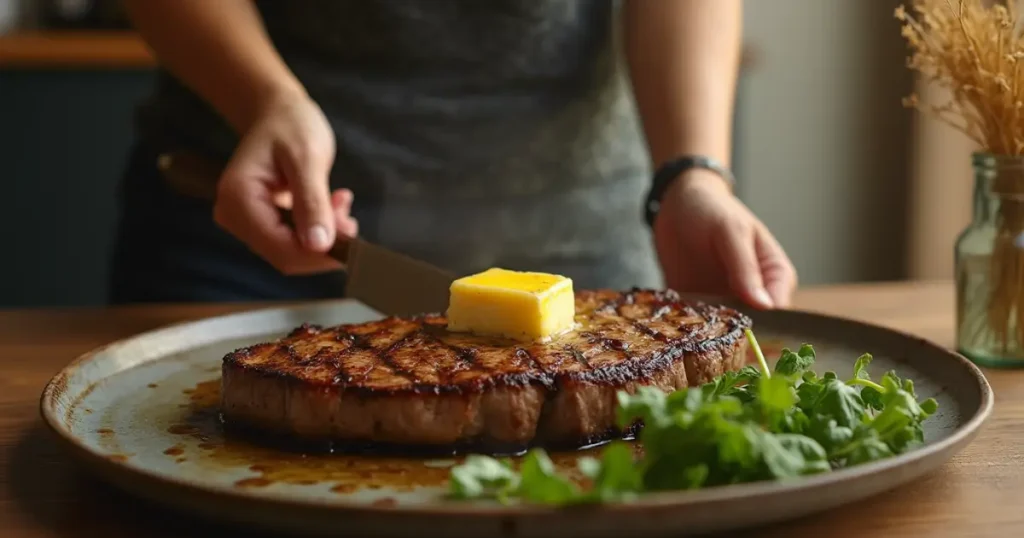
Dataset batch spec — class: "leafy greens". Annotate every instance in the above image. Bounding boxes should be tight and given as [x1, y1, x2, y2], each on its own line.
[447, 329, 939, 505]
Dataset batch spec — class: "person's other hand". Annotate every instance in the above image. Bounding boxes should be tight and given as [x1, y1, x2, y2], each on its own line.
[213, 91, 358, 275]
[653, 171, 797, 309]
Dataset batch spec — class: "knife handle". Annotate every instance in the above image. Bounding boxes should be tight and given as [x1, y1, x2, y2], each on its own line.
[158, 150, 352, 265]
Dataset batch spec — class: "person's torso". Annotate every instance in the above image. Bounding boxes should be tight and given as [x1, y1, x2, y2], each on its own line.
[136, 0, 661, 288]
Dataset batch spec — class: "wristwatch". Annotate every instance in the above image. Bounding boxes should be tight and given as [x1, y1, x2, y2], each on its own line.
[643, 155, 736, 228]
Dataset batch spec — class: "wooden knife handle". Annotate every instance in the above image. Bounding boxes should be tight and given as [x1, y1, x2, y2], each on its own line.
[157, 150, 352, 265]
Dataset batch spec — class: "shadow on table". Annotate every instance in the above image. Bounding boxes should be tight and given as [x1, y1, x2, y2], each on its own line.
[6, 421, 284, 537]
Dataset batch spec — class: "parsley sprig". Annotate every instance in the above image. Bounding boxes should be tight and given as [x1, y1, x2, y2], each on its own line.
[448, 330, 939, 505]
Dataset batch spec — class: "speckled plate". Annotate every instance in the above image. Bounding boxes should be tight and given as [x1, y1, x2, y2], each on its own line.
[40, 298, 992, 537]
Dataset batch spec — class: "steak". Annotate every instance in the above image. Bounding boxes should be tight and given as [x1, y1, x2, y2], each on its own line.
[220, 288, 752, 454]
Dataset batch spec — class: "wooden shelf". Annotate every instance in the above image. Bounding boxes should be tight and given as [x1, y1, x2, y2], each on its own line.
[0, 30, 757, 71]
[0, 31, 154, 68]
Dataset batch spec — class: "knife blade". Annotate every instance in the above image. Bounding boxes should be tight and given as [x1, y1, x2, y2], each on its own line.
[157, 150, 456, 317]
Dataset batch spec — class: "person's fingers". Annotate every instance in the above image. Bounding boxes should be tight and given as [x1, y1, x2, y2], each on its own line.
[333, 188, 353, 212]
[764, 272, 795, 308]
[756, 228, 798, 308]
[276, 141, 336, 253]
[337, 215, 359, 238]
[714, 220, 774, 309]
[331, 188, 359, 238]
[652, 212, 687, 293]
[214, 162, 341, 275]
[272, 189, 293, 210]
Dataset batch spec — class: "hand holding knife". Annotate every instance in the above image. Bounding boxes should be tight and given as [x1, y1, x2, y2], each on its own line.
[158, 151, 456, 318]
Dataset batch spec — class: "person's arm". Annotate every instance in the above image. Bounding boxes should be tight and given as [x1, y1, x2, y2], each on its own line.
[625, 1, 796, 309]
[623, 0, 742, 186]
[122, 0, 306, 133]
[123, 0, 352, 270]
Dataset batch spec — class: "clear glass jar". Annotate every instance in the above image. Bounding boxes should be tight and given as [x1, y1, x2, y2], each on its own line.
[955, 153, 1024, 367]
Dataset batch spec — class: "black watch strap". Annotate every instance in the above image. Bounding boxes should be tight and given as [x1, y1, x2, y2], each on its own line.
[643, 155, 735, 228]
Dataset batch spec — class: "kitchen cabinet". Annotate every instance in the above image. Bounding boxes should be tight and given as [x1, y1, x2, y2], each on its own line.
[1, 31, 155, 308]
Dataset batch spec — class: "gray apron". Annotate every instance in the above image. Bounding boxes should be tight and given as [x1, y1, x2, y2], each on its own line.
[133, 0, 663, 292]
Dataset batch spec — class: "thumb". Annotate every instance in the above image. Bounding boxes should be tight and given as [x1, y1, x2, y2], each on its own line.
[279, 144, 335, 252]
[715, 223, 774, 309]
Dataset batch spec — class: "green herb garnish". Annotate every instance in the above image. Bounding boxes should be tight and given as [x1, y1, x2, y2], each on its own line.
[447, 329, 939, 504]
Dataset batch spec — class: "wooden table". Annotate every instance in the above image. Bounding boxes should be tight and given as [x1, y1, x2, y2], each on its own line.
[0, 280, 1020, 537]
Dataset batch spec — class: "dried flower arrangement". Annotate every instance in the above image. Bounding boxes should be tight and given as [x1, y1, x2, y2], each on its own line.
[896, 0, 1024, 356]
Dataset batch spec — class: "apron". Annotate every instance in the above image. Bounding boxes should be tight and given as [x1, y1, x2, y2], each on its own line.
[110, 0, 663, 304]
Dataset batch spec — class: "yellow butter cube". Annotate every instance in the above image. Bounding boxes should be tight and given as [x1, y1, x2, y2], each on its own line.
[446, 268, 576, 341]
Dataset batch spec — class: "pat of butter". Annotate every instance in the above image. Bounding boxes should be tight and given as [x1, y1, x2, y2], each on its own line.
[446, 268, 576, 342]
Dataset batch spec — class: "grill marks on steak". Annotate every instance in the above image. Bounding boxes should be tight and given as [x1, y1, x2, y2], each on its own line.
[221, 288, 752, 452]
[226, 289, 744, 394]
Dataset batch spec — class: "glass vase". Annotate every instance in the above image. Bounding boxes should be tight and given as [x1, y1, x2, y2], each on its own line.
[955, 153, 1024, 367]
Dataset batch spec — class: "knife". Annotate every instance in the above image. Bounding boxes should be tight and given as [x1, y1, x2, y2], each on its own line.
[157, 150, 456, 318]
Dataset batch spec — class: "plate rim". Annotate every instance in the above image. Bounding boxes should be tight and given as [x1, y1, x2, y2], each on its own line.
[39, 298, 995, 518]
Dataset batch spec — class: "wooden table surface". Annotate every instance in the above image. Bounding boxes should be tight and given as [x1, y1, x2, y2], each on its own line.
[1, 280, 1020, 537]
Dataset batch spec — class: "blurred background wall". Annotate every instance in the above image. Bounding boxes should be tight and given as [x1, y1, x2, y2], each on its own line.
[0, 0, 966, 308]
[737, 0, 917, 286]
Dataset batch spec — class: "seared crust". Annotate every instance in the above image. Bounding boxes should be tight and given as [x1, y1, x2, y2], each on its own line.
[220, 288, 752, 453]
[224, 288, 750, 393]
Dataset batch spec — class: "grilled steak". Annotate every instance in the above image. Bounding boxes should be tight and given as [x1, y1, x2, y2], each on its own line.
[220, 288, 752, 454]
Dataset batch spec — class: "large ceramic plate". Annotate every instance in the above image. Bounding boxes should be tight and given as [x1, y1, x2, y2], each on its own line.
[40, 299, 992, 537]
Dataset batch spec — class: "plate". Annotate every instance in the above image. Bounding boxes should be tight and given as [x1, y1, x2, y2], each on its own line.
[40, 299, 993, 537]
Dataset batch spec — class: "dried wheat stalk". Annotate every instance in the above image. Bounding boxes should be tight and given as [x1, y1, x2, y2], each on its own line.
[898, 0, 1024, 353]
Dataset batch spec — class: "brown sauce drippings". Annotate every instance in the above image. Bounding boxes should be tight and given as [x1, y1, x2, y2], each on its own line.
[167, 424, 200, 435]
[161, 334, 775, 498]
[165, 380, 605, 495]
[163, 445, 185, 456]
[372, 497, 398, 507]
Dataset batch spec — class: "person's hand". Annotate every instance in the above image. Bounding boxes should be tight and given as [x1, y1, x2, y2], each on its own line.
[652, 171, 797, 309]
[213, 91, 358, 275]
